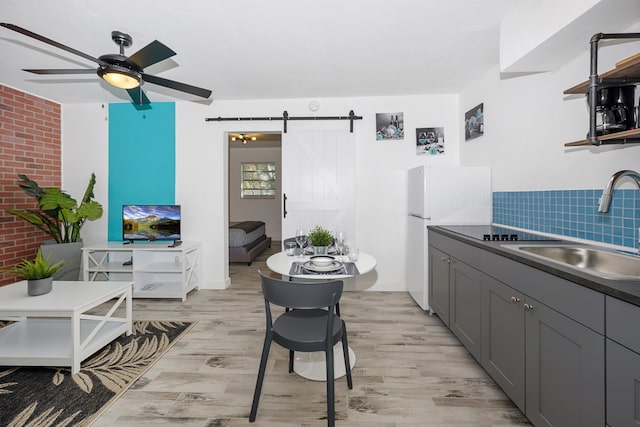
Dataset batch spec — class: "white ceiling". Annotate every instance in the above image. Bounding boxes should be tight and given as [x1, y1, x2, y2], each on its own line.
[0, 0, 531, 105]
[4, 0, 638, 106]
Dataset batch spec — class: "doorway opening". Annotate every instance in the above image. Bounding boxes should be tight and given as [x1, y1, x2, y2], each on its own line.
[227, 131, 282, 269]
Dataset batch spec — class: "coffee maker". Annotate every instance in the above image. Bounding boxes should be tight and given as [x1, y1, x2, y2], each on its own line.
[594, 85, 636, 135]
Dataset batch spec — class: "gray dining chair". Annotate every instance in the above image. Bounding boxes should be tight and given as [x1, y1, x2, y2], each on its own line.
[249, 270, 353, 427]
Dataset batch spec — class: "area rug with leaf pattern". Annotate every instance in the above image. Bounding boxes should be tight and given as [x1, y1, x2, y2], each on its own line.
[0, 320, 196, 427]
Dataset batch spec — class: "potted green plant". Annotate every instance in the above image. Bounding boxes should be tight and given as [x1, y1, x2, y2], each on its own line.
[6, 173, 103, 280]
[1, 249, 65, 296]
[307, 226, 334, 255]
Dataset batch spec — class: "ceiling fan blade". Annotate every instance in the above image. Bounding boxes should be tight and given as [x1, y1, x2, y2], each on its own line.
[142, 74, 212, 99]
[126, 87, 150, 105]
[128, 40, 176, 69]
[24, 68, 96, 75]
[1, 23, 104, 65]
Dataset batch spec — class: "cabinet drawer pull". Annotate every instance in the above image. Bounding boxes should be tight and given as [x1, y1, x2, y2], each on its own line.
[510, 296, 520, 304]
[524, 303, 534, 311]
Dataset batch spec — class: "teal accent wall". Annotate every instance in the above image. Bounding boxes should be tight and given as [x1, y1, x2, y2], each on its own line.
[108, 102, 176, 241]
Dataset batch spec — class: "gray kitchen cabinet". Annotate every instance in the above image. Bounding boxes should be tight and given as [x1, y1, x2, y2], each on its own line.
[482, 254, 605, 427]
[606, 296, 640, 426]
[606, 339, 640, 427]
[429, 227, 606, 427]
[428, 245, 451, 326]
[428, 241, 483, 361]
[449, 259, 483, 362]
[481, 274, 525, 412]
[524, 295, 605, 427]
[482, 267, 605, 426]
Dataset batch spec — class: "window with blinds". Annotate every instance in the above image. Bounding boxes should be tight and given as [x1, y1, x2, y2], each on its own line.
[241, 162, 276, 198]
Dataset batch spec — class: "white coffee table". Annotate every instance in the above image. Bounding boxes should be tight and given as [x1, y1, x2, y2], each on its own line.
[0, 281, 132, 373]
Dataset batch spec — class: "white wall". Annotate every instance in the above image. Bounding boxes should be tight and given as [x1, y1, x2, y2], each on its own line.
[461, 24, 640, 190]
[228, 146, 282, 240]
[64, 94, 461, 291]
[61, 103, 109, 244]
[62, 26, 640, 292]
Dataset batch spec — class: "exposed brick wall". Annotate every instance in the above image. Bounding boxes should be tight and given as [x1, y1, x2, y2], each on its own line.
[0, 85, 61, 285]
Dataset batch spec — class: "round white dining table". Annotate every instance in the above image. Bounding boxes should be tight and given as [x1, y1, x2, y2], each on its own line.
[265, 250, 377, 381]
[266, 250, 377, 280]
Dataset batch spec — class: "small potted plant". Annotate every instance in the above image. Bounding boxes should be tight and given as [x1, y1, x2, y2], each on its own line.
[1, 249, 65, 296]
[307, 226, 334, 255]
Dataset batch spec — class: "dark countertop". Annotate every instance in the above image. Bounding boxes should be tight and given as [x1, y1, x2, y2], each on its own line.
[430, 225, 640, 307]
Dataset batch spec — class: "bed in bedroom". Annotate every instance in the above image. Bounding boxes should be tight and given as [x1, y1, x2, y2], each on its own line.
[229, 221, 272, 265]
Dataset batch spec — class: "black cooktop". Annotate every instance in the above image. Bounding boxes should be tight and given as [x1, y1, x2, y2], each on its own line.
[439, 225, 559, 242]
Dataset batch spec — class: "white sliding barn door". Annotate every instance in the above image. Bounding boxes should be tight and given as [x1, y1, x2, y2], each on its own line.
[282, 129, 355, 242]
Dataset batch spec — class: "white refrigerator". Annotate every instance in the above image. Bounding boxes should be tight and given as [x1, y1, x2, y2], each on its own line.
[406, 165, 492, 311]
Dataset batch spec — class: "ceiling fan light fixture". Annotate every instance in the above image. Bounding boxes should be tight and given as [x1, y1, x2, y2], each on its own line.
[98, 64, 141, 89]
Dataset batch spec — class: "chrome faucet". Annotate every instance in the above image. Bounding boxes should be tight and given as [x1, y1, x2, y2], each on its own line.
[597, 170, 640, 213]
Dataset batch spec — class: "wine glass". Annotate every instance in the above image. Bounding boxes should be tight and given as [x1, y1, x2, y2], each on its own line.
[295, 229, 307, 255]
[335, 231, 347, 256]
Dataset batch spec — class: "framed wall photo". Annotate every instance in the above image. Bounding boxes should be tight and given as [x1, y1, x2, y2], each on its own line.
[416, 127, 444, 155]
[464, 103, 484, 141]
[376, 112, 404, 140]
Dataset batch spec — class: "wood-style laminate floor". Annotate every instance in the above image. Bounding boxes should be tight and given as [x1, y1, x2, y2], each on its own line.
[93, 242, 530, 426]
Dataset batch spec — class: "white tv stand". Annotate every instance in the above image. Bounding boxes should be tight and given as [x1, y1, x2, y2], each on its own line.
[82, 241, 200, 301]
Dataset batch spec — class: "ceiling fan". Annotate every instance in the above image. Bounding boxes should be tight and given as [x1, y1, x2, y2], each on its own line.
[0, 23, 212, 105]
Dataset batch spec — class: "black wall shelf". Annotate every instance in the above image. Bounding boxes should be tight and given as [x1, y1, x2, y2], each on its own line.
[564, 33, 640, 147]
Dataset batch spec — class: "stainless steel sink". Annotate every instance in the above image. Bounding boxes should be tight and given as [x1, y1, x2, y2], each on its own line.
[502, 244, 640, 280]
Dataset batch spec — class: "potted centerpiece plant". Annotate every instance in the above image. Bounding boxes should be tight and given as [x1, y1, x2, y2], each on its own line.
[1, 249, 65, 296]
[307, 226, 334, 255]
[6, 173, 103, 280]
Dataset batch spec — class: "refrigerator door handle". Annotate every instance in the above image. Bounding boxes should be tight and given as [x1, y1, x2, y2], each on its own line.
[408, 213, 431, 220]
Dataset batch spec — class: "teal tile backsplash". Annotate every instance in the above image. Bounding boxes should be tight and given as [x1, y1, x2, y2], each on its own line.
[493, 189, 640, 249]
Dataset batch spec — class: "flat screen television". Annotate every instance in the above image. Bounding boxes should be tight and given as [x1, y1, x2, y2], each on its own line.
[122, 204, 181, 242]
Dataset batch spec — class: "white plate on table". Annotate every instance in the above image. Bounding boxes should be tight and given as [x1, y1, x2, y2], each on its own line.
[301, 260, 343, 273]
